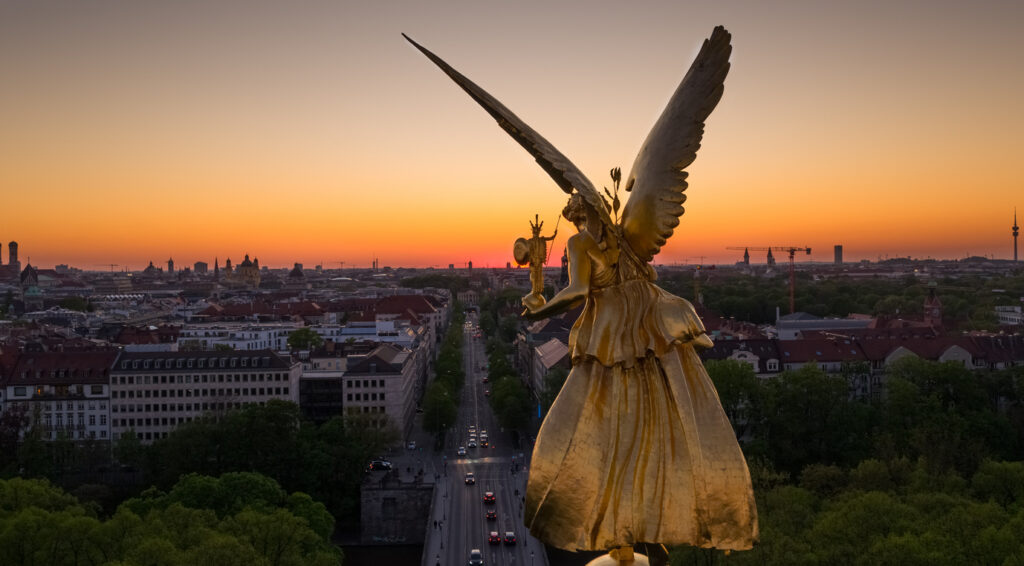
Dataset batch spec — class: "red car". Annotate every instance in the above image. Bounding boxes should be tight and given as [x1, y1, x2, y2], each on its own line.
[488, 531, 501, 545]
[483, 491, 495, 504]
[486, 509, 497, 521]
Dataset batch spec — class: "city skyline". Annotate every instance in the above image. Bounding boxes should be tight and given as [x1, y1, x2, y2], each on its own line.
[2, 1, 1022, 269]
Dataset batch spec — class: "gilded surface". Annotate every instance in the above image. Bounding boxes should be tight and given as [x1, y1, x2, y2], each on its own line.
[522, 220, 757, 551]
[406, 25, 757, 558]
[516, 215, 558, 312]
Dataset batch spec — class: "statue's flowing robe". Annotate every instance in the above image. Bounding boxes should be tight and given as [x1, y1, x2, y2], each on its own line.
[524, 253, 758, 551]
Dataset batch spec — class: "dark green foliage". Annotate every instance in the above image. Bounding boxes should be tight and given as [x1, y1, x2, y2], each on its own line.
[540, 367, 568, 413]
[144, 400, 395, 530]
[0, 475, 342, 566]
[287, 327, 324, 351]
[488, 376, 532, 430]
[424, 305, 466, 440]
[59, 296, 91, 312]
[669, 353, 1024, 565]
[658, 270, 1024, 329]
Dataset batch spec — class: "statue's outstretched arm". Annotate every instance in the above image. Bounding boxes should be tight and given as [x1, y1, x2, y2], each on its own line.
[525, 233, 593, 320]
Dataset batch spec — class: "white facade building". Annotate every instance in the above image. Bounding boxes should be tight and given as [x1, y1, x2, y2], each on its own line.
[177, 323, 299, 352]
[110, 350, 300, 443]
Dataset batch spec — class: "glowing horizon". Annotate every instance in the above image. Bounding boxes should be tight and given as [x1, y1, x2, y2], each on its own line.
[2, 1, 1022, 271]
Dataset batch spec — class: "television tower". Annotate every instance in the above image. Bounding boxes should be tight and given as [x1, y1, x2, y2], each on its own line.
[1014, 208, 1019, 262]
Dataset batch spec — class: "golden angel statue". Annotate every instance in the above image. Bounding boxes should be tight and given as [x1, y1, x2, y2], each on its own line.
[514, 214, 558, 312]
[405, 26, 757, 563]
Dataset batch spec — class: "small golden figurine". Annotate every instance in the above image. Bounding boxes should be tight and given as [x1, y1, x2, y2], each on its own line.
[513, 214, 558, 313]
[407, 26, 756, 565]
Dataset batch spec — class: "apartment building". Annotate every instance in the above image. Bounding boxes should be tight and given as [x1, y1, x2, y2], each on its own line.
[110, 349, 300, 443]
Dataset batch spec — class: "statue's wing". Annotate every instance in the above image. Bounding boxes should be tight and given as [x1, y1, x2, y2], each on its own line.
[620, 26, 731, 263]
[404, 34, 613, 229]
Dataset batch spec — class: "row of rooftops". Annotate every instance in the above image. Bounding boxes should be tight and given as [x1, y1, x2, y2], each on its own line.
[0, 349, 292, 386]
[702, 332, 1024, 368]
[524, 319, 1024, 373]
[0, 340, 417, 387]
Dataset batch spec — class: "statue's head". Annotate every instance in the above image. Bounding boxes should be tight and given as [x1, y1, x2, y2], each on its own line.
[562, 193, 588, 227]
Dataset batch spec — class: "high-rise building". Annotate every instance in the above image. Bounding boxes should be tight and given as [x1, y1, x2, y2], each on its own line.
[194, 261, 208, 274]
[834, 245, 843, 265]
[1013, 209, 1019, 262]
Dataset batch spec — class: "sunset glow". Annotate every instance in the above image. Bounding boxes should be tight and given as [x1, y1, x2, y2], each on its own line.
[2, 0, 1022, 269]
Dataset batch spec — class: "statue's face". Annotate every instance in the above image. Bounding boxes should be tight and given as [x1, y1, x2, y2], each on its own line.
[563, 195, 587, 226]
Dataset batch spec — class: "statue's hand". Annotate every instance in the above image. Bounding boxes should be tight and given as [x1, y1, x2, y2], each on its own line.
[522, 293, 546, 318]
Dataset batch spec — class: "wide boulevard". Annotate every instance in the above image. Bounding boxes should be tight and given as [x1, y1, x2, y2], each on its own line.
[424, 311, 548, 566]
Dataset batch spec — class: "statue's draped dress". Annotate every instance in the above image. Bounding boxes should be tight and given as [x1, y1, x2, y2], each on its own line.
[524, 243, 758, 551]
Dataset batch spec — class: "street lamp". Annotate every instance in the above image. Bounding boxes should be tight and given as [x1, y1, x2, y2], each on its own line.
[530, 550, 535, 566]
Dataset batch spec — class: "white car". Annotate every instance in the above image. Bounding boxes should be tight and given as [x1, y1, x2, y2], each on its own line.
[407, 441, 416, 450]
[468, 440, 477, 448]
[457, 446, 467, 456]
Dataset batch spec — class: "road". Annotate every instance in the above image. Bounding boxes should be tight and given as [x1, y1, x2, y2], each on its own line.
[424, 311, 548, 566]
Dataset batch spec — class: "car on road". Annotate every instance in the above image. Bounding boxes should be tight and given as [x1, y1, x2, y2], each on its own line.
[484, 390, 490, 396]
[481, 439, 489, 448]
[365, 460, 392, 472]
[406, 441, 416, 450]
[504, 531, 517, 545]
[482, 377, 489, 383]
[468, 440, 477, 448]
[488, 531, 501, 545]
[464, 472, 475, 485]
[457, 446, 467, 456]
[468, 426, 477, 434]
[483, 491, 495, 503]
[468, 548, 483, 565]
[486, 509, 497, 521]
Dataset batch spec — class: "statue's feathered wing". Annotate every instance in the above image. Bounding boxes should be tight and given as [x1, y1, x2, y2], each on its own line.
[403, 34, 613, 230]
[620, 26, 732, 263]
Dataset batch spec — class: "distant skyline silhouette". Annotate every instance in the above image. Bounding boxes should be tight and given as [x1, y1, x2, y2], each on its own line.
[2, 0, 1021, 268]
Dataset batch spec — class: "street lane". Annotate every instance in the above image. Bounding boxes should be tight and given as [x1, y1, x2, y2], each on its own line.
[426, 310, 547, 566]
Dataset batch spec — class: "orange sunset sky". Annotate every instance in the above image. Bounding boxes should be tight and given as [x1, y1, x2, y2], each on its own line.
[1, 0, 1022, 270]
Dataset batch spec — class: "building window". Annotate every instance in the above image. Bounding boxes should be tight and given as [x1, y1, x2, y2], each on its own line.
[91, 385, 103, 395]
[13, 386, 26, 396]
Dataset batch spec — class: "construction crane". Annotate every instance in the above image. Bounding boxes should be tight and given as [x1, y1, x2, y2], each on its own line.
[95, 263, 120, 272]
[727, 246, 812, 314]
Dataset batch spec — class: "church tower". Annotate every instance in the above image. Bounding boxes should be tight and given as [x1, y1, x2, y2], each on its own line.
[1014, 208, 1019, 262]
[560, 248, 569, 286]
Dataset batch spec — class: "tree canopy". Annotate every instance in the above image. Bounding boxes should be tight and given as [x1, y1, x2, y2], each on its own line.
[0, 474, 342, 566]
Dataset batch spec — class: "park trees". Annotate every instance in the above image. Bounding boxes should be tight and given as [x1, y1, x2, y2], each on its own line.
[0, 474, 342, 566]
[287, 327, 323, 351]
